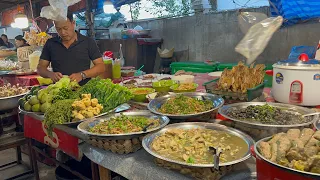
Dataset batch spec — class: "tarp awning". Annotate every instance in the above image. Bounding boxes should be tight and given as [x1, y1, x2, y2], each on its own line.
[269, 0, 320, 25]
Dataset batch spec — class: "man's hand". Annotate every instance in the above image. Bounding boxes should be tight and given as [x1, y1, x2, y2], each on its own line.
[49, 72, 63, 82]
[70, 73, 83, 82]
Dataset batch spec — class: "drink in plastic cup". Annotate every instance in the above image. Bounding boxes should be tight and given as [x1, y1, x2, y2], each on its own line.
[29, 51, 41, 71]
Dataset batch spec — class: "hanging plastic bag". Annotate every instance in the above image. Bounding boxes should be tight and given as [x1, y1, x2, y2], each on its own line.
[235, 16, 283, 65]
[40, 0, 81, 21]
[238, 12, 268, 34]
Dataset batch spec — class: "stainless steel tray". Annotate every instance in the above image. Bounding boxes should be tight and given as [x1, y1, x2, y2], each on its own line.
[77, 110, 170, 139]
[63, 103, 130, 126]
[218, 102, 317, 128]
[0, 92, 29, 111]
[142, 122, 254, 168]
[255, 136, 320, 178]
[19, 105, 44, 115]
[314, 119, 320, 131]
[147, 92, 224, 119]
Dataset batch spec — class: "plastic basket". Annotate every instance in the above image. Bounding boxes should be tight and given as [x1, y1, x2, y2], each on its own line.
[203, 78, 265, 102]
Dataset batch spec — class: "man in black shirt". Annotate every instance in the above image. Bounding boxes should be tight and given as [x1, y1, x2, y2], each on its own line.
[37, 12, 105, 85]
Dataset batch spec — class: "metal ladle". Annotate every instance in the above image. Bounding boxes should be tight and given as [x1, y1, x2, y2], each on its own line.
[209, 147, 222, 170]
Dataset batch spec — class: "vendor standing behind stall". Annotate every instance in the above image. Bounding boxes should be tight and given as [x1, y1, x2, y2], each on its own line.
[37, 12, 105, 85]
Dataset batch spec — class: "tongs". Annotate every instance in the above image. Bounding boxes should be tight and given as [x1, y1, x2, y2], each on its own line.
[209, 146, 222, 170]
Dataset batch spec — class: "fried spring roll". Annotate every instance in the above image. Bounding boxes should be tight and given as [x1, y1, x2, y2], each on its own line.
[299, 128, 314, 145]
[258, 141, 272, 159]
[287, 129, 301, 140]
[268, 133, 286, 144]
[270, 142, 278, 162]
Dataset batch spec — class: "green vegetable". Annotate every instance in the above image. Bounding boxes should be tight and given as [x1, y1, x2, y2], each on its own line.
[29, 95, 40, 105]
[24, 102, 31, 111]
[187, 157, 195, 164]
[44, 99, 75, 136]
[32, 104, 41, 112]
[40, 102, 51, 113]
[52, 87, 75, 103]
[78, 78, 133, 112]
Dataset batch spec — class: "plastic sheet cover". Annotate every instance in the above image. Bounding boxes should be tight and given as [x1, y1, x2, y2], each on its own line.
[269, 0, 320, 25]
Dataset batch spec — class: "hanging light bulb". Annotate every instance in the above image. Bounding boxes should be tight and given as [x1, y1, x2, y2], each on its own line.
[10, 5, 29, 29]
[103, 0, 117, 14]
[14, 13, 29, 29]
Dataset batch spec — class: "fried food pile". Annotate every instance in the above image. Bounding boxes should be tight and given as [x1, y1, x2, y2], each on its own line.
[258, 128, 320, 174]
[24, 30, 52, 46]
[217, 62, 265, 93]
[72, 94, 103, 121]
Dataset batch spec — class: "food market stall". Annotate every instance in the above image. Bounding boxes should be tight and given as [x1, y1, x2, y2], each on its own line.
[13, 56, 320, 180]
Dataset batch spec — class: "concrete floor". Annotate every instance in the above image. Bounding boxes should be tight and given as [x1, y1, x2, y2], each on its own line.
[0, 148, 56, 180]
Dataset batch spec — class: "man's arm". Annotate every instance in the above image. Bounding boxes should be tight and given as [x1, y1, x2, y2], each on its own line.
[0, 50, 16, 58]
[37, 59, 62, 82]
[83, 58, 105, 78]
[69, 57, 105, 82]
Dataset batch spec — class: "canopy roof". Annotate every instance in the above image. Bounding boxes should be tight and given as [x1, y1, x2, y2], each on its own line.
[269, 0, 320, 25]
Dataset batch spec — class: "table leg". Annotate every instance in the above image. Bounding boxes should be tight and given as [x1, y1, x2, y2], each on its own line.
[16, 146, 22, 164]
[98, 165, 111, 180]
[91, 161, 99, 180]
[28, 139, 39, 180]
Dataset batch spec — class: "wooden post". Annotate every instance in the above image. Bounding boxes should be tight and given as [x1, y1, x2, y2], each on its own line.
[85, 0, 96, 38]
[98, 165, 112, 180]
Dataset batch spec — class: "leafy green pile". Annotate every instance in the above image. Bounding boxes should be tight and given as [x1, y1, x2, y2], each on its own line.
[77, 78, 133, 112]
[44, 99, 75, 135]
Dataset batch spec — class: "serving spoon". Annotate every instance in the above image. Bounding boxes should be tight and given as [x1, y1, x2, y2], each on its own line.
[209, 146, 222, 170]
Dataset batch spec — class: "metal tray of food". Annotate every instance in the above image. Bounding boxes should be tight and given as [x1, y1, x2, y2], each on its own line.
[314, 119, 320, 131]
[62, 103, 131, 126]
[77, 110, 170, 139]
[255, 134, 320, 179]
[218, 102, 317, 128]
[142, 122, 254, 168]
[147, 92, 224, 119]
[19, 105, 45, 115]
[0, 92, 29, 111]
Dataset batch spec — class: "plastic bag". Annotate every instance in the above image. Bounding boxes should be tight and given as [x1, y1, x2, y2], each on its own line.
[238, 12, 268, 34]
[235, 16, 283, 65]
[40, 0, 81, 21]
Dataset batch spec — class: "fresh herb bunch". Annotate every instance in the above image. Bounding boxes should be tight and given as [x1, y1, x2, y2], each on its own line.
[44, 99, 75, 136]
[78, 78, 133, 112]
[52, 87, 75, 103]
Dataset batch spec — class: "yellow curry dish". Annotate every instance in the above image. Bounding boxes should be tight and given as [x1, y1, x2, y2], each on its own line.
[151, 128, 248, 164]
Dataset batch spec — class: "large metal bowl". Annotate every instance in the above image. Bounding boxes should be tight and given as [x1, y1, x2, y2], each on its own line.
[0, 92, 29, 111]
[147, 92, 224, 119]
[255, 136, 320, 179]
[142, 122, 254, 168]
[218, 102, 317, 140]
[77, 111, 170, 140]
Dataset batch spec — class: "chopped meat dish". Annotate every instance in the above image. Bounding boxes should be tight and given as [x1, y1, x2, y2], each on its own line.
[151, 128, 248, 164]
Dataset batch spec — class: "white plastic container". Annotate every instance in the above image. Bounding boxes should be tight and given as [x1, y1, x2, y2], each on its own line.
[172, 75, 195, 84]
